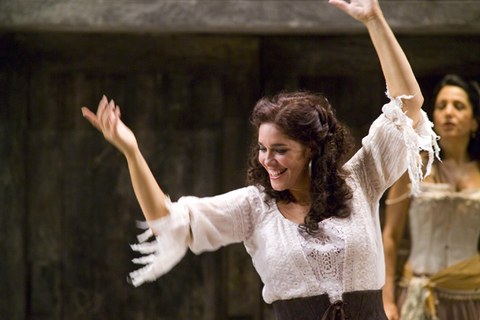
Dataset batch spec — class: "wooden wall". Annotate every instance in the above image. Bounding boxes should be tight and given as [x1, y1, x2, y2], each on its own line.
[1, 32, 480, 319]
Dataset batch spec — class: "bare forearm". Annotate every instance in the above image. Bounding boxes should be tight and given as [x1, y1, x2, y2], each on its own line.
[383, 235, 399, 303]
[82, 97, 169, 222]
[366, 15, 423, 125]
[125, 147, 168, 222]
[382, 173, 410, 306]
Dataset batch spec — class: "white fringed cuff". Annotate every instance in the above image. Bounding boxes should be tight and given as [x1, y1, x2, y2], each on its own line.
[128, 197, 191, 287]
[382, 89, 440, 196]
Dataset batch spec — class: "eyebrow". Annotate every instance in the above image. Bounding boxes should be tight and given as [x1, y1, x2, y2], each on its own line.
[258, 142, 288, 147]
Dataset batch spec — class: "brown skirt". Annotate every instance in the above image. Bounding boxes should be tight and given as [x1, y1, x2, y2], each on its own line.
[272, 289, 388, 320]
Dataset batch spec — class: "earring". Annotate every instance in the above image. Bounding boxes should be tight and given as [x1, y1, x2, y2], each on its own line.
[308, 159, 312, 177]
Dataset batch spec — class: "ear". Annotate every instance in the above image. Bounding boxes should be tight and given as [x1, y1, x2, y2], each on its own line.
[306, 141, 317, 158]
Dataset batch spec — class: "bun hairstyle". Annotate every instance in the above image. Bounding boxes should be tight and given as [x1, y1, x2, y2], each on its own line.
[246, 91, 354, 235]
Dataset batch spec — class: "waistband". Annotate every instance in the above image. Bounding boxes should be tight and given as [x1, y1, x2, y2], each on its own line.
[272, 289, 387, 320]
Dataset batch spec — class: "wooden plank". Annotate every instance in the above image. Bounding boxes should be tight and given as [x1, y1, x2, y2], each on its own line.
[28, 71, 65, 130]
[25, 65, 65, 320]
[0, 68, 28, 320]
[261, 35, 480, 78]
[26, 129, 63, 319]
[62, 73, 104, 319]
[225, 243, 264, 319]
[1, 1, 480, 34]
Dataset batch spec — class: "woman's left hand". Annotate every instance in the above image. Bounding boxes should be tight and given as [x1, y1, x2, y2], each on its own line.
[329, 0, 383, 23]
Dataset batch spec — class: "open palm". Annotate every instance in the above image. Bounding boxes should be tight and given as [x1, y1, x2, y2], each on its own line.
[329, 0, 382, 23]
[82, 96, 138, 156]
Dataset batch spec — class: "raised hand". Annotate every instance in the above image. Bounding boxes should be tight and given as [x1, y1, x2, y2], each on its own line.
[82, 95, 138, 156]
[329, 0, 383, 23]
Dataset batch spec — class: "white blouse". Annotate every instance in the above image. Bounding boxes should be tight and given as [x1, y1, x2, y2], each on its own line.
[129, 91, 439, 304]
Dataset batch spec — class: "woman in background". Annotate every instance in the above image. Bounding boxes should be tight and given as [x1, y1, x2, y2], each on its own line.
[382, 74, 480, 320]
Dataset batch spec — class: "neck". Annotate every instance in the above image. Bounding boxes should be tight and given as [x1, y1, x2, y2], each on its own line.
[288, 189, 311, 206]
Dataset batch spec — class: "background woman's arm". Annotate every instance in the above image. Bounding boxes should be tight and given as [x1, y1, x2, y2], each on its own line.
[382, 171, 411, 320]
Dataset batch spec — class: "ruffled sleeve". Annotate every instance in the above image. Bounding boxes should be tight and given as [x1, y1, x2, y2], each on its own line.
[347, 89, 439, 202]
[128, 186, 259, 287]
[381, 90, 440, 195]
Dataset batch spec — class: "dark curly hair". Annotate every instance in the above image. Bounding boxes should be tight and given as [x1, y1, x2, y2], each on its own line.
[246, 91, 354, 235]
[427, 74, 480, 162]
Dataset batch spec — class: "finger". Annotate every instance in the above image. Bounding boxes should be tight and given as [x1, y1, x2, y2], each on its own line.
[100, 99, 115, 129]
[97, 95, 109, 128]
[116, 105, 121, 118]
[81, 107, 102, 131]
[105, 99, 117, 129]
[112, 105, 121, 128]
[329, 0, 349, 12]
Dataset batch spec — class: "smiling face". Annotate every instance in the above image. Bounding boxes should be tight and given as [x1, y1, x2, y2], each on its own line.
[258, 123, 313, 194]
[433, 85, 478, 140]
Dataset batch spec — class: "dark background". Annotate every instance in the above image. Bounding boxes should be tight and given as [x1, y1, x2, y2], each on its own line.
[2, 7, 480, 319]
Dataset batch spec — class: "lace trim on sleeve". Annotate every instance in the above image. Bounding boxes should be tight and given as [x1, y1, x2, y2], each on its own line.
[382, 90, 440, 196]
[128, 196, 191, 287]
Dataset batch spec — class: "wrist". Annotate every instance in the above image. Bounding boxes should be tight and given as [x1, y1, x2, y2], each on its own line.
[123, 143, 141, 161]
[364, 13, 387, 29]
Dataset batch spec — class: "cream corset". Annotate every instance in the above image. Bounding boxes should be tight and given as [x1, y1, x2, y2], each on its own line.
[408, 182, 480, 275]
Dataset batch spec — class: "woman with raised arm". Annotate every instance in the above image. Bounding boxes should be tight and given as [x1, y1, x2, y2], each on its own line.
[82, 0, 437, 318]
[382, 75, 480, 320]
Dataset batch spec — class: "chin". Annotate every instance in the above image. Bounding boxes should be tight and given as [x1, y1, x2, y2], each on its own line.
[270, 183, 287, 192]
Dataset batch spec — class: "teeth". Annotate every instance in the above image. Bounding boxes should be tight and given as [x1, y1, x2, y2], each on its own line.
[270, 169, 286, 177]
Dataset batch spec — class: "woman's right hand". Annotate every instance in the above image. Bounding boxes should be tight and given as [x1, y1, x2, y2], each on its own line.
[384, 301, 399, 320]
[81, 95, 138, 156]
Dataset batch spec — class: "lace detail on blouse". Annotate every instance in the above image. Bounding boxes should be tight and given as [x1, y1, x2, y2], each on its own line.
[298, 222, 345, 302]
[228, 187, 256, 241]
[265, 220, 307, 300]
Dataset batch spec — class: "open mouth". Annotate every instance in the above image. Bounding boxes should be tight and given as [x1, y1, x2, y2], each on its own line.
[269, 169, 287, 179]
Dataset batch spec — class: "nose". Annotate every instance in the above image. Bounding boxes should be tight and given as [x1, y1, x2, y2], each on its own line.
[263, 151, 276, 165]
[443, 103, 454, 116]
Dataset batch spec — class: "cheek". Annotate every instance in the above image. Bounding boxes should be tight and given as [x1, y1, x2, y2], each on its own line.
[432, 112, 445, 132]
[464, 113, 476, 125]
[258, 153, 265, 165]
[433, 111, 441, 124]
[456, 113, 473, 128]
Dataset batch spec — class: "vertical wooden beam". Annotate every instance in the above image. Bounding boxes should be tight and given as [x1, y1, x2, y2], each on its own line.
[0, 59, 28, 320]
[27, 70, 64, 319]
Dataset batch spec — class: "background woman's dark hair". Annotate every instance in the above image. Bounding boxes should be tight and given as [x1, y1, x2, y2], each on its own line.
[246, 91, 354, 235]
[427, 74, 480, 162]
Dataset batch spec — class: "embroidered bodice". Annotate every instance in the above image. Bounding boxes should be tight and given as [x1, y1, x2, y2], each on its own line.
[128, 92, 439, 304]
[408, 182, 480, 275]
